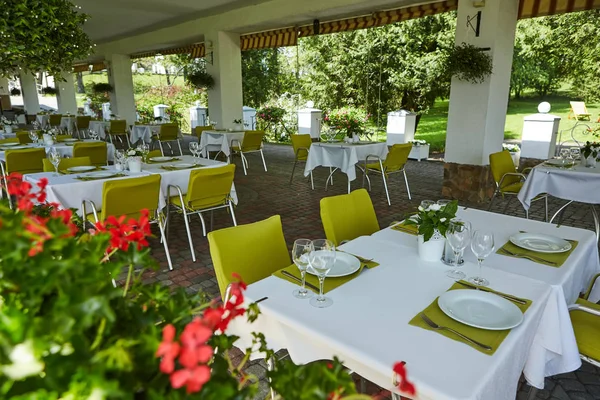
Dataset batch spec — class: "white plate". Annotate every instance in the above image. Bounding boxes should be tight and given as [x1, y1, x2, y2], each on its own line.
[509, 232, 571, 253]
[2, 143, 20, 147]
[3, 145, 27, 150]
[438, 289, 524, 330]
[83, 171, 118, 179]
[150, 156, 174, 162]
[61, 138, 78, 143]
[544, 159, 564, 166]
[306, 251, 360, 278]
[67, 166, 95, 172]
[168, 163, 195, 169]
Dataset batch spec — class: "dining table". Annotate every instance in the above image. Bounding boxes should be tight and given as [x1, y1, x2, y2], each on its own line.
[131, 124, 161, 144]
[199, 130, 245, 159]
[89, 120, 109, 139]
[304, 141, 388, 193]
[518, 160, 600, 240]
[23, 156, 237, 215]
[36, 114, 50, 128]
[228, 207, 600, 400]
[0, 140, 115, 162]
[60, 116, 76, 133]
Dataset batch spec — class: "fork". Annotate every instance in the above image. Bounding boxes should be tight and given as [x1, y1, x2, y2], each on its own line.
[420, 313, 492, 351]
[499, 248, 557, 265]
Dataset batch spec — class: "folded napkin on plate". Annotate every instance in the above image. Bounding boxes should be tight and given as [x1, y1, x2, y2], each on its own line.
[273, 258, 379, 294]
[160, 164, 205, 171]
[76, 173, 126, 181]
[147, 157, 181, 164]
[496, 239, 578, 268]
[409, 281, 532, 355]
[60, 166, 104, 175]
[391, 222, 418, 235]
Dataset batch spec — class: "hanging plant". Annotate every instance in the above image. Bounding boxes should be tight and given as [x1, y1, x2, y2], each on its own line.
[42, 86, 58, 96]
[445, 43, 493, 84]
[92, 82, 114, 94]
[10, 88, 21, 96]
[0, 0, 93, 78]
[186, 71, 215, 90]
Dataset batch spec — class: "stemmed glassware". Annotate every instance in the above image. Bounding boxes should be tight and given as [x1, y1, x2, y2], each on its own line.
[420, 200, 435, 209]
[437, 199, 451, 207]
[570, 147, 581, 161]
[469, 230, 495, 287]
[140, 143, 150, 162]
[308, 239, 336, 308]
[210, 120, 218, 130]
[189, 142, 199, 159]
[559, 148, 570, 168]
[89, 130, 99, 141]
[446, 220, 471, 279]
[114, 149, 126, 171]
[48, 148, 62, 177]
[292, 239, 314, 299]
[29, 130, 39, 146]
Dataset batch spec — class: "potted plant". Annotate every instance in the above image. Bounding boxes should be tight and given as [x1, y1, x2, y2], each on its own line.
[405, 200, 459, 262]
[233, 118, 244, 131]
[323, 107, 369, 142]
[502, 143, 521, 168]
[10, 88, 21, 96]
[42, 86, 58, 96]
[408, 139, 430, 162]
[186, 71, 215, 90]
[582, 141, 600, 168]
[445, 43, 493, 84]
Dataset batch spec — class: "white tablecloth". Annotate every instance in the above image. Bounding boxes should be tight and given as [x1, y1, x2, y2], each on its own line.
[0, 142, 115, 162]
[228, 234, 559, 400]
[36, 115, 49, 128]
[199, 130, 245, 157]
[304, 142, 388, 182]
[89, 121, 108, 139]
[131, 125, 160, 144]
[60, 116, 76, 133]
[518, 162, 600, 209]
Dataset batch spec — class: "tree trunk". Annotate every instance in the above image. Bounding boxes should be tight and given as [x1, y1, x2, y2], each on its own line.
[76, 72, 85, 93]
[165, 70, 171, 86]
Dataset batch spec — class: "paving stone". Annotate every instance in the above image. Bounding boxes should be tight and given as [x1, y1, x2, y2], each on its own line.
[586, 384, 600, 399]
[551, 384, 573, 400]
[558, 378, 587, 392]
[577, 371, 600, 386]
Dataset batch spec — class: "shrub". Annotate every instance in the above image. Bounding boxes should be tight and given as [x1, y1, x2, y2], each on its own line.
[323, 107, 369, 137]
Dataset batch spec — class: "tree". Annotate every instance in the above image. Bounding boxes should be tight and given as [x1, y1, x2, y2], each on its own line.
[242, 48, 282, 108]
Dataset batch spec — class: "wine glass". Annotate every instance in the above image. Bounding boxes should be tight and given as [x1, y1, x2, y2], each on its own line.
[292, 239, 314, 299]
[189, 142, 199, 158]
[89, 130, 99, 141]
[469, 230, 495, 287]
[140, 143, 150, 162]
[48, 148, 62, 177]
[29, 130, 39, 146]
[308, 239, 336, 308]
[570, 147, 581, 161]
[437, 199, 451, 207]
[420, 200, 434, 210]
[210, 120, 218, 130]
[559, 148, 570, 167]
[446, 220, 471, 279]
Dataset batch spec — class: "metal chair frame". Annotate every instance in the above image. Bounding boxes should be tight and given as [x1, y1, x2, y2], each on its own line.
[488, 170, 548, 221]
[362, 154, 411, 206]
[289, 146, 314, 190]
[231, 138, 267, 175]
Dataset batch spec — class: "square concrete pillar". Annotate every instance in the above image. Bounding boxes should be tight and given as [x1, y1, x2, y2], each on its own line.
[443, 0, 519, 202]
[19, 70, 40, 114]
[56, 72, 78, 115]
[107, 54, 136, 125]
[205, 31, 243, 130]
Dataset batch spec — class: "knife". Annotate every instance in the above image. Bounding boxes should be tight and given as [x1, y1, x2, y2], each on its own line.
[281, 270, 320, 292]
[455, 281, 527, 305]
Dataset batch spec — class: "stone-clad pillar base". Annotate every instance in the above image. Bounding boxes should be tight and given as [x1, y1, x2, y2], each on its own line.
[442, 163, 494, 203]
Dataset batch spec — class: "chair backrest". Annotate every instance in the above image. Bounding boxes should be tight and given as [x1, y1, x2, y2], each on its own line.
[194, 126, 212, 139]
[49, 114, 63, 126]
[489, 150, 519, 188]
[16, 131, 32, 144]
[158, 123, 179, 141]
[570, 101, 589, 115]
[43, 156, 91, 172]
[76, 116, 91, 129]
[109, 120, 127, 134]
[291, 134, 312, 160]
[208, 215, 291, 298]
[185, 164, 236, 209]
[242, 130, 265, 151]
[147, 149, 162, 159]
[73, 142, 107, 166]
[320, 189, 380, 246]
[384, 143, 412, 172]
[56, 134, 73, 142]
[101, 175, 161, 221]
[5, 148, 46, 174]
[0, 138, 19, 144]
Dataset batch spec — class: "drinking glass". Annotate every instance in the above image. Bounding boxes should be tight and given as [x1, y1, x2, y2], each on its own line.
[420, 200, 435, 210]
[445, 220, 471, 279]
[89, 131, 99, 141]
[437, 199, 451, 207]
[140, 143, 149, 162]
[559, 148, 570, 167]
[308, 239, 336, 308]
[292, 239, 314, 299]
[189, 142, 199, 158]
[469, 230, 495, 287]
[48, 148, 62, 177]
[570, 147, 581, 161]
[29, 130, 39, 146]
[210, 120, 218, 130]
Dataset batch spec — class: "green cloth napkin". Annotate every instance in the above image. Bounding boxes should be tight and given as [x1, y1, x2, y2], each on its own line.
[391, 222, 418, 235]
[76, 173, 126, 181]
[160, 164, 205, 171]
[409, 281, 532, 355]
[147, 157, 181, 164]
[496, 238, 578, 267]
[273, 258, 379, 294]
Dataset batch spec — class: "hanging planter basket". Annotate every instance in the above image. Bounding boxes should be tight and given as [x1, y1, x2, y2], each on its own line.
[42, 86, 58, 96]
[445, 43, 493, 84]
[186, 71, 215, 90]
[92, 82, 114, 94]
[10, 88, 21, 96]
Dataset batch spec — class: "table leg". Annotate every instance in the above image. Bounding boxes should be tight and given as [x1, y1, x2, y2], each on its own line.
[549, 200, 573, 224]
[591, 205, 600, 243]
[325, 167, 339, 191]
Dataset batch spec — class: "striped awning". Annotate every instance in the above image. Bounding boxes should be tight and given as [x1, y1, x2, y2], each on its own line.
[73, 62, 105, 73]
[519, 0, 600, 18]
[240, 27, 298, 50]
[130, 43, 206, 60]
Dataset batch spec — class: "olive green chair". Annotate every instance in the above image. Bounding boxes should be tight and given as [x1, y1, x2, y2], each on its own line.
[569, 273, 600, 367]
[157, 123, 182, 156]
[290, 134, 314, 189]
[363, 143, 412, 206]
[73, 142, 108, 166]
[42, 156, 91, 172]
[107, 119, 131, 147]
[231, 130, 267, 175]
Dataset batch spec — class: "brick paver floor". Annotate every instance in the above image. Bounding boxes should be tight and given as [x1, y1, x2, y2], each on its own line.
[135, 144, 599, 400]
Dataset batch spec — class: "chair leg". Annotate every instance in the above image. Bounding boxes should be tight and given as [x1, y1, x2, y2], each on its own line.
[159, 142, 165, 156]
[181, 208, 196, 262]
[157, 212, 173, 271]
[260, 149, 267, 171]
[198, 213, 207, 236]
[488, 192, 498, 211]
[229, 202, 237, 226]
[403, 170, 411, 200]
[544, 195, 548, 222]
[240, 153, 248, 175]
[310, 171, 314, 190]
[290, 159, 298, 184]
[382, 173, 391, 206]
[165, 202, 171, 240]
[177, 140, 183, 157]
[503, 196, 512, 215]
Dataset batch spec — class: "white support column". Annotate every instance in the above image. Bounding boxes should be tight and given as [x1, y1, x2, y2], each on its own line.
[56, 72, 78, 114]
[107, 54, 136, 125]
[442, 0, 519, 201]
[206, 31, 243, 130]
[19, 70, 40, 115]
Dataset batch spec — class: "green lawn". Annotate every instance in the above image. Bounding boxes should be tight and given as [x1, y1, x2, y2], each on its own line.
[411, 95, 600, 152]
